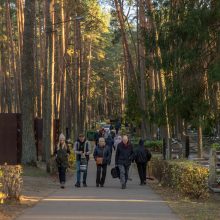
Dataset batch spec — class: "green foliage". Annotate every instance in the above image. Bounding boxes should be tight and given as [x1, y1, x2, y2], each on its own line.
[208, 63, 220, 82]
[68, 149, 76, 169]
[149, 0, 220, 133]
[145, 140, 162, 152]
[130, 137, 162, 152]
[211, 143, 220, 151]
[125, 84, 143, 125]
[152, 158, 209, 199]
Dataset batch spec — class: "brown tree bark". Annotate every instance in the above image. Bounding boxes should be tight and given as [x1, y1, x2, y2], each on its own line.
[16, 0, 24, 112]
[114, 0, 148, 138]
[21, 0, 37, 164]
[42, 0, 55, 163]
[145, 0, 171, 157]
[84, 37, 92, 130]
[59, 0, 67, 133]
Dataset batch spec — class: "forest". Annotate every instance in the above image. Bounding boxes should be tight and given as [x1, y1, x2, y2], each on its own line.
[0, 0, 220, 164]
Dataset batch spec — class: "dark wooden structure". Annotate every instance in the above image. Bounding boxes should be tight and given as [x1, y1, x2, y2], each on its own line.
[0, 113, 22, 165]
[0, 114, 60, 164]
[34, 118, 43, 160]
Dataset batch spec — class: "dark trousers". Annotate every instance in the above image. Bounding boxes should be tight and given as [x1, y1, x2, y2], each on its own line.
[58, 166, 66, 183]
[96, 164, 107, 185]
[116, 128, 119, 134]
[137, 163, 147, 183]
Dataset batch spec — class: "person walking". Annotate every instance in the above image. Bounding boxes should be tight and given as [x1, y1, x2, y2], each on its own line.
[134, 139, 152, 185]
[74, 133, 91, 187]
[115, 135, 134, 189]
[93, 137, 111, 187]
[95, 128, 105, 146]
[114, 135, 122, 150]
[54, 133, 70, 189]
[115, 120, 121, 135]
[106, 134, 115, 154]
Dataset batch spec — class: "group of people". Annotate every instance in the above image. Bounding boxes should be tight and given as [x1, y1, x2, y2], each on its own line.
[54, 131, 151, 190]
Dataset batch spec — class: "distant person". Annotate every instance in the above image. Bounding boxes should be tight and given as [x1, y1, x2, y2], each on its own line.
[115, 135, 134, 189]
[110, 130, 116, 139]
[106, 134, 114, 152]
[134, 139, 152, 185]
[125, 121, 129, 130]
[93, 137, 111, 187]
[115, 121, 121, 135]
[114, 135, 122, 150]
[110, 124, 114, 130]
[104, 130, 109, 139]
[95, 128, 105, 146]
[156, 128, 160, 140]
[54, 133, 70, 189]
[74, 134, 91, 187]
[105, 134, 115, 164]
[94, 131, 99, 146]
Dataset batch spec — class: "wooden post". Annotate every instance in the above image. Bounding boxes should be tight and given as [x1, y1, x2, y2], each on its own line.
[162, 138, 166, 160]
[208, 148, 216, 187]
[185, 135, 190, 158]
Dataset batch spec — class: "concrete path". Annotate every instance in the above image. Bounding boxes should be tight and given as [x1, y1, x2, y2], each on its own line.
[17, 156, 179, 220]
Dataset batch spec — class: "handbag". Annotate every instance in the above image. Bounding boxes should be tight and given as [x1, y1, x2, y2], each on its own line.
[96, 148, 104, 165]
[80, 158, 87, 172]
[111, 166, 120, 178]
[79, 142, 89, 172]
[96, 157, 103, 165]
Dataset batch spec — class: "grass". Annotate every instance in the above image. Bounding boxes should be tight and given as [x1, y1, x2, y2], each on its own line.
[22, 166, 50, 177]
[149, 180, 220, 220]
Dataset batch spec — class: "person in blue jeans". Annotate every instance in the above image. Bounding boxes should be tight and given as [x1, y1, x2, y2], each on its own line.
[74, 134, 91, 187]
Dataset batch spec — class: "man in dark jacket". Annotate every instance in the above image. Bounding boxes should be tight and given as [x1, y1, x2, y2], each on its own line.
[115, 135, 134, 189]
[135, 139, 152, 185]
[74, 134, 91, 187]
[105, 134, 115, 156]
[115, 120, 121, 135]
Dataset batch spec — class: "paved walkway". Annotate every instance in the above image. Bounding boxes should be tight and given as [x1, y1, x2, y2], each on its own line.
[17, 156, 179, 220]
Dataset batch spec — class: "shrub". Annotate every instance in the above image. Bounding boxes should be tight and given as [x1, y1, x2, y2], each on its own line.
[145, 140, 162, 152]
[131, 138, 162, 152]
[0, 164, 23, 201]
[211, 143, 220, 151]
[68, 149, 76, 169]
[151, 158, 209, 199]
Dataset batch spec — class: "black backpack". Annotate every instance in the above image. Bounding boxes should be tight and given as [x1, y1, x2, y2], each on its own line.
[135, 148, 151, 163]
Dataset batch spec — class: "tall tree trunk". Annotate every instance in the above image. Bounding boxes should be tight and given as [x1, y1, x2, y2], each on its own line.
[59, 0, 66, 133]
[119, 65, 125, 115]
[6, 0, 19, 112]
[42, 0, 55, 163]
[16, 0, 24, 112]
[114, 0, 147, 137]
[73, 16, 82, 136]
[84, 38, 92, 130]
[21, 0, 37, 164]
[145, 0, 171, 156]
[138, 0, 148, 138]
